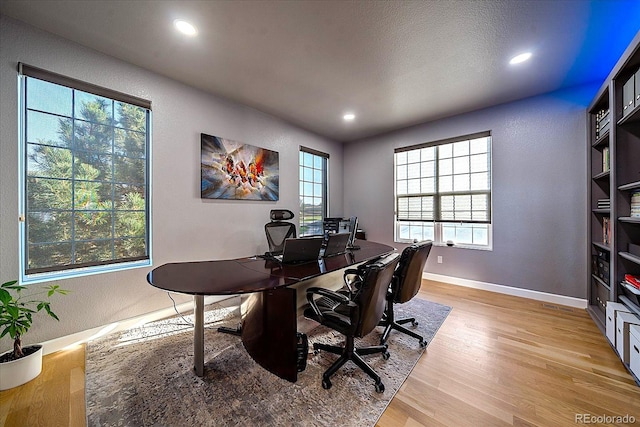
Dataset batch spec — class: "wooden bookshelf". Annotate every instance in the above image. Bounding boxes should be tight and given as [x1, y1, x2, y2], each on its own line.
[587, 30, 640, 383]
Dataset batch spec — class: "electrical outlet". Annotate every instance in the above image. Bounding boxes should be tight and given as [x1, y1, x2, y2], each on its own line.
[437, 256, 443, 264]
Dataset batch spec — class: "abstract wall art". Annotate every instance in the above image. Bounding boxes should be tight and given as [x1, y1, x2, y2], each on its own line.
[201, 133, 279, 200]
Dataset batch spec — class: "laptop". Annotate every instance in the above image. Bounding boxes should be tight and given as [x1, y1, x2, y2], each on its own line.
[322, 232, 351, 258]
[274, 236, 324, 264]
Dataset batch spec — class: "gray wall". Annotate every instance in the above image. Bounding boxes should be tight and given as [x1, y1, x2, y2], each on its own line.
[0, 15, 343, 350]
[344, 85, 597, 298]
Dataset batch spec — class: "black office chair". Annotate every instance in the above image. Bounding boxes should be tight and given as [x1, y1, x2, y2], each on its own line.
[265, 209, 296, 255]
[304, 252, 400, 393]
[379, 240, 433, 347]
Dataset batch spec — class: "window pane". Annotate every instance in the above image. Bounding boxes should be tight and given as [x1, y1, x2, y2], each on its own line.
[26, 78, 72, 116]
[453, 156, 469, 174]
[27, 111, 72, 147]
[313, 183, 322, 197]
[470, 172, 489, 191]
[303, 166, 313, 181]
[439, 144, 452, 158]
[396, 179, 408, 195]
[470, 153, 488, 173]
[473, 226, 489, 245]
[407, 178, 420, 194]
[27, 145, 73, 179]
[27, 177, 72, 210]
[407, 163, 420, 179]
[397, 164, 407, 180]
[396, 151, 407, 165]
[75, 92, 113, 125]
[421, 177, 435, 193]
[470, 137, 489, 154]
[421, 147, 435, 161]
[420, 160, 435, 177]
[453, 174, 470, 191]
[453, 140, 469, 157]
[115, 102, 147, 133]
[313, 155, 323, 169]
[313, 169, 322, 183]
[439, 158, 452, 175]
[439, 175, 452, 192]
[303, 152, 313, 167]
[115, 128, 146, 158]
[407, 150, 420, 164]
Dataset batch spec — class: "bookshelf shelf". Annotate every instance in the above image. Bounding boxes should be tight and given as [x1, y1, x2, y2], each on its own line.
[619, 217, 640, 224]
[592, 170, 610, 181]
[591, 273, 611, 291]
[620, 251, 640, 266]
[592, 131, 610, 148]
[617, 102, 640, 127]
[620, 296, 640, 317]
[619, 180, 640, 191]
[592, 242, 610, 252]
[592, 209, 610, 215]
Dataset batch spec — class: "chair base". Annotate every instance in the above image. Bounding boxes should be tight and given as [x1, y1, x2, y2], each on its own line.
[313, 335, 388, 393]
[379, 316, 427, 347]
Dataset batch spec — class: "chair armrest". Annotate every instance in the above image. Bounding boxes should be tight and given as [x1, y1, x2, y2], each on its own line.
[343, 269, 362, 295]
[306, 287, 350, 318]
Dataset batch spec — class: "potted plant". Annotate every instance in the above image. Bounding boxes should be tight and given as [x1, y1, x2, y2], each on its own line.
[0, 280, 67, 390]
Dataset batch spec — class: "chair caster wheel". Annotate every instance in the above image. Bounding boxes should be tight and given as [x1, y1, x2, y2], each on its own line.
[314, 349, 320, 355]
[419, 340, 427, 348]
[375, 382, 385, 393]
[322, 379, 332, 390]
[382, 351, 390, 360]
[412, 320, 419, 327]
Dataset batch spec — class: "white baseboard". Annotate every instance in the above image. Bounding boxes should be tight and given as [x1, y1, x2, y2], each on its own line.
[423, 272, 587, 309]
[39, 294, 232, 356]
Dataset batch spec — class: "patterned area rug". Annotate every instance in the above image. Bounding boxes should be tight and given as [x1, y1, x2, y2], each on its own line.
[85, 297, 451, 426]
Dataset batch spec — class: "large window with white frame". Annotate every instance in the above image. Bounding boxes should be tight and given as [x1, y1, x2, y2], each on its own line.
[299, 147, 328, 236]
[19, 64, 151, 281]
[394, 131, 492, 248]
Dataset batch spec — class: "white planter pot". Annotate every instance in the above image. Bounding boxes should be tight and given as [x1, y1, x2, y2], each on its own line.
[0, 345, 43, 390]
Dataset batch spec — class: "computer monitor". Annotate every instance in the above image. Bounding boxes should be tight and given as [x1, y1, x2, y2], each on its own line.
[346, 216, 359, 249]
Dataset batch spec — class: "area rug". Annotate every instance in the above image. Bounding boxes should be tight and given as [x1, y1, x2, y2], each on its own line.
[85, 297, 451, 426]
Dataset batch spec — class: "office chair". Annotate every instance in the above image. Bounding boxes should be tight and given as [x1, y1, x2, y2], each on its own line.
[379, 240, 433, 347]
[304, 252, 400, 393]
[264, 209, 296, 255]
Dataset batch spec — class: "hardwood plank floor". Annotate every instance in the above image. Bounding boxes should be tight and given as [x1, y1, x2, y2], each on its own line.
[1, 280, 639, 426]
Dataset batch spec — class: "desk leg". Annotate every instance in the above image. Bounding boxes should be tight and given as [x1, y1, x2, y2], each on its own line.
[194, 295, 205, 377]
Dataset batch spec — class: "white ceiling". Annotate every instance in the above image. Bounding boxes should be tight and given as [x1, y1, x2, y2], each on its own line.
[1, 1, 638, 142]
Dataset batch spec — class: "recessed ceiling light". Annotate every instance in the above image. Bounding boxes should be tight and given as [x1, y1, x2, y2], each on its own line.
[509, 52, 532, 65]
[343, 113, 355, 121]
[174, 19, 198, 36]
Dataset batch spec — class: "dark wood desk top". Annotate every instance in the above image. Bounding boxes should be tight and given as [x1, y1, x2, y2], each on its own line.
[147, 240, 394, 295]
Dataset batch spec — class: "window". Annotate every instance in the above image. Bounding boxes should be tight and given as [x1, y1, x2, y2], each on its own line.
[394, 131, 492, 248]
[299, 147, 328, 236]
[19, 64, 151, 281]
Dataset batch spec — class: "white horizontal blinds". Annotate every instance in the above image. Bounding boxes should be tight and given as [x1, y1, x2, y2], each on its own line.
[395, 131, 491, 224]
[20, 64, 151, 275]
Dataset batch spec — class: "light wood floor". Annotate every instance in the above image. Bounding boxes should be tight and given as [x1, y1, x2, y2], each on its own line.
[2, 280, 639, 426]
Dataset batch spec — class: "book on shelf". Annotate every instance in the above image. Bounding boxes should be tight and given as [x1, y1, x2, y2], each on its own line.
[597, 198, 610, 209]
[625, 274, 640, 290]
[603, 216, 611, 245]
[631, 191, 640, 217]
[595, 108, 611, 139]
[602, 146, 610, 172]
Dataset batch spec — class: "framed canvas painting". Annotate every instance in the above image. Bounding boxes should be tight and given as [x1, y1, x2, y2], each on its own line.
[201, 133, 279, 200]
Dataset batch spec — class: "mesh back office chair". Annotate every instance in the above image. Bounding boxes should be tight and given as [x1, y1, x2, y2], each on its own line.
[265, 209, 296, 255]
[304, 252, 400, 393]
[379, 240, 433, 347]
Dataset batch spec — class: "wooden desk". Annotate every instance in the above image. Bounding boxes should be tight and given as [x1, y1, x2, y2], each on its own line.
[146, 240, 394, 380]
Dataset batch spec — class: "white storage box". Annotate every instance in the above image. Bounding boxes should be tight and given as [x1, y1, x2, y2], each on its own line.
[606, 302, 631, 346]
[630, 324, 640, 380]
[616, 312, 640, 364]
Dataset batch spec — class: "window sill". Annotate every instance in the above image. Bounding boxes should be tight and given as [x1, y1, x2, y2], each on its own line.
[394, 239, 492, 251]
[21, 259, 152, 284]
